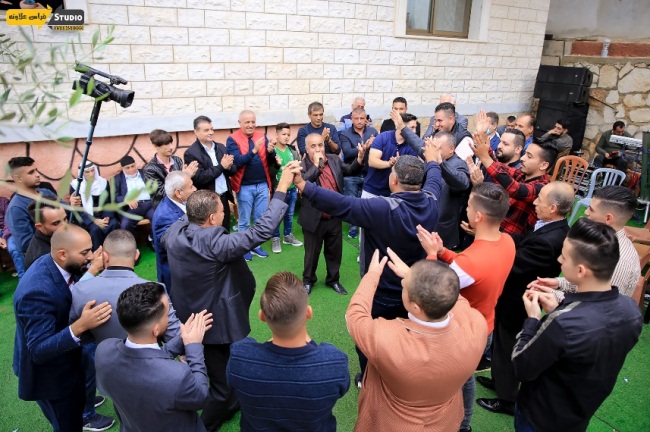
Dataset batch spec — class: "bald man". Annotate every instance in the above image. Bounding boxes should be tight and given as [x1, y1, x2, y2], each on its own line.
[477, 181, 574, 416]
[226, 110, 276, 260]
[13, 224, 113, 431]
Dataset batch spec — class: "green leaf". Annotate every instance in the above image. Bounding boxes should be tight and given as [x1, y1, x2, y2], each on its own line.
[57, 170, 73, 201]
[69, 84, 83, 106]
[35, 103, 46, 118]
[0, 112, 16, 120]
[56, 136, 74, 142]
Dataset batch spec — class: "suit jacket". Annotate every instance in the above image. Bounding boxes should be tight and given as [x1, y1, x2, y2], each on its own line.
[113, 169, 149, 205]
[184, 139, 236, 201]
[24, 230, 51, 270]
[495, 219, 569, 331]
[96, 336, 208, 432]
[152, 196, 186, 291]
[70, 269, 181, 344]
[163, 192, 288, 345]
[298, 155, 362, 233]
[437, 154, 471, 249]
[13, 254, 82, 401]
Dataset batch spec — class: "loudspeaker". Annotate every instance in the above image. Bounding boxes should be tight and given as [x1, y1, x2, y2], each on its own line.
[535, 100, 589, 153]
[536, 65, 593, 87]
[533, 81, 589, 104]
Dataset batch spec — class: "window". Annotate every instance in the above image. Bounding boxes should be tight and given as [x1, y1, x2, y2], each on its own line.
[406, 0, 472, 38]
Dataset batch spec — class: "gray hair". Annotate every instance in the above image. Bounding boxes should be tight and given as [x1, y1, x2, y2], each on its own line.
[435, 130, 456, 149]
[353, 96, 366, 104]
[164, 171, 190, 198]
[440, 93, 457, 104]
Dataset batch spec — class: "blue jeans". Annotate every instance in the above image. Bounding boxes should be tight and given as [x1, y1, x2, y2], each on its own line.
[343, 176, 363, 231]
[237, 183, 269, 233]
[7, 236, 25, 279]
[515, 403, 537, 432]
[461, 332, 493, 429]
[274, 187, 297, 237]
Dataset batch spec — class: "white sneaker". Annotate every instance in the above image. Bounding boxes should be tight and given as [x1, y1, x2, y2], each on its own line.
[283, 234, 303, 247]
[272, 237, 282, 253]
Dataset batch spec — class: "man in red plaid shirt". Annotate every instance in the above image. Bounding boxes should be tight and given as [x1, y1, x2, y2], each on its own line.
[472, 131, 558, 235]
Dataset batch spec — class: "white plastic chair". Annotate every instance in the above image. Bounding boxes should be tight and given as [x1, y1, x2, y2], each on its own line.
[569, 168, 626, 223]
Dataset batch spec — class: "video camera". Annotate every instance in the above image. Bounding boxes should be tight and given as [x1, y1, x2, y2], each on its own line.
[72, 63, 135, 108]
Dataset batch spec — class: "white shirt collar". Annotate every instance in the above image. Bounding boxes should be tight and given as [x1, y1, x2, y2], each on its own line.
[408, 312, 451, 329]
[125, 338, 160, 350]
[170, 198, 186, 213]
[53, 261, 73, 288]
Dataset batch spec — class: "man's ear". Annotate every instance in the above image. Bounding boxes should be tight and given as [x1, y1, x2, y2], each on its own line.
[135, 249, 141, 261]
[258, 309, 266, 323]
[306, 305, 313, 320]
[34, 222, 43, 233]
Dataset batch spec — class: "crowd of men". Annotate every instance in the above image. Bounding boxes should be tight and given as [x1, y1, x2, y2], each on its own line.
[2, 94, 645, 432]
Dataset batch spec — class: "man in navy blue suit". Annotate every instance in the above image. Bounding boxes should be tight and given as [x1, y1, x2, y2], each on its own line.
[13, 224, 112, 431]
[152, 171, 196, 292]
[114, 156, 154, 234]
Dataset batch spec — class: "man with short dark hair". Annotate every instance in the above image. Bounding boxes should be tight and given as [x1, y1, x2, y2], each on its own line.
[497, 115, 517, 136]
[494, 129, 525, 169]
[513, 218, 642, 431]
[24, 202, 67, 269]
[185, 115, 236, 231]
[227, 272, 349, 431]
[339, 96, 372, 130]
[476, 181, 574, 416]
[594, 121, 633, 172]
[96, 282, 213, 432]
[297, 101, 341, 155]
[346, 250, 487, 431]
[13, 224, 113, 432]
[163, 167, 295, 431]
[486, 111, 500, 151]
[114, 155, 154, 234]
[541, 119, 573, 153]
[423, 93, 469, 137]
[423, 102, 474, 160]
[380, 97, 421, 136]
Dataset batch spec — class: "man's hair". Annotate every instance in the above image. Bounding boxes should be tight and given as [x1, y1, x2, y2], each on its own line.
[407, 260, 459, 320]
[8, 157, 35, 174]
[434, 102, 456, 118]
[470, 183, 510, 222]
[353, 96, 365, 104]
[523, 114, 536, 128]
[613, 121, 625, 130]
[193, 115, 212, 130]
[503, 128, 525, 149]
[566, 218, 619, 282]
[440, 93, 457, 104]
[486, 112, 499, 127]
[164, 171, 189, 199]
[275, 122, 291, 131]
[532, 140, 559, 168]
[556, 118, 570, 130]
[260, 272, 308, 334]
[104, 229, 137, 259]
[393, 155, 424, 191]
[507, 115, 517, 123]
[308, 101, 324, 114]
[117, 282, 167, 335]
[392, 96, 407, 106]
[546, 182, 575, 217]
[186, 190, 220, 225]
[402, 113, 418, 124]
[149, 129, 173, 146]
[27, 201, 57, 224]
[435, 130, 456, 149]
[351, 107, 366, 116]
[593, 185, 638, 222]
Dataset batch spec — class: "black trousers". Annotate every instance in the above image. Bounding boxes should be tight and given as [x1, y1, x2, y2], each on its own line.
[36, 372, 85, 432]
[492, 320, 520, 403]
[302, 218, 342, 285]
[201, 343, 239, 431]
[120, 200, 155, 233]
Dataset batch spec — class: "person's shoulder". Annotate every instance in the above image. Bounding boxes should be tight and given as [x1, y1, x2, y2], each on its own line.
[314, 341, 348, 360]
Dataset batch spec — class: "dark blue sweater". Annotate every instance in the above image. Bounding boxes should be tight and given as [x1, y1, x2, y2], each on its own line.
[227, 337, 349, 432]
[302, 161, 442, 296]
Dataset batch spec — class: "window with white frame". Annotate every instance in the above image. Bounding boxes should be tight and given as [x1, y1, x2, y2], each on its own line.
[406, 0, 472, 38]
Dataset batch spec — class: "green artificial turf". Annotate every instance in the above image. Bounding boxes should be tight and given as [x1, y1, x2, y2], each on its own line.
[1, 218, 649, 431]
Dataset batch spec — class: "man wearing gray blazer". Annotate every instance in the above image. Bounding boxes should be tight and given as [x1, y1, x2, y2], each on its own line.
[71, 230, 181, 344]
[96, 282, 213, 432]
[162, 166, 296, 431]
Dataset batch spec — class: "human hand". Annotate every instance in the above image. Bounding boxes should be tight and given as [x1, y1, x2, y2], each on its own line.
[364, 135, 375, 149]
[285, 161, 306, 190]
[87, 246, 104, 276]
[0, 238, 6, 249]
[386, 247, 410, 279]
[275, 155, 282, 165]
[93, 218, 108, 229]
[367, 249, 388, 275]
[70, 193, 82, 207]
[472, 132, 490, 160]
[423, 136, 442, 163]
[527, 277, 560, 292]
[522, 290, 542, 319]
[277, 162, 297, 191]
[267, 137, 276, 153]
[253, 136, 265, 154]
[465, 156, 484, 185]
[312, 151, 324, 168]
[388, 155, 399, 167]
[220, 154, 234, 170]
[71, 300, 112, 335]
[322, 127, 331, 143]
[183, 161, 199, 178]
[475, 109, 490, 134]
[416, 225, 443, 256]
[181, 310, 214, 345]
[127, 200, 139, 210]
[356, 143, 366, 164]
[390, 109, 404, 130]
[537, 291, 559, 314]
[460, 221, 476, 236]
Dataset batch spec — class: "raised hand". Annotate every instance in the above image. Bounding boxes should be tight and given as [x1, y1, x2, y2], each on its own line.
[465, 156, 484, 185]
[522, 290, 542, 319]
[474, 109, 491, 134]
[367, 249, 388, 275]
[356, 143, 367, 163]
[253, 136, 266, 154]
[183, 161, 199, 177]
[460, 221, 476, 236]
[180, 310, 214, 345]
[220, 154, 234, 170]
[527, 277, 560, 292]
[416, 224, 443, 256]
[423, 136, 442, 163]
[386, 247, 410, 279]
[88, 245, 104, 276]
[267, 137, 277, 153]
[390, 109, 405, 130]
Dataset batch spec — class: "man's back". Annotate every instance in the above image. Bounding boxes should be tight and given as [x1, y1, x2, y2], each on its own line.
[227, 338, 349, 432]
[513, 290, 642, 431]
[96, 337, 208, 432]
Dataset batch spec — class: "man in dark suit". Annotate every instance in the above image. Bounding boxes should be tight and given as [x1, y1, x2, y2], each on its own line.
[476, 181, 574, 416]
[24, 201, 67, 269]
[96, 282, 212, 432]
[71, 229, 181, 344]
[185, 115, 237, 231]
[152, 171, 196, 292]
[13, 224, 112, 431]
[299, 133, 365, 295]
[162, 167, 295, 431]
[114, 155, 154, 234]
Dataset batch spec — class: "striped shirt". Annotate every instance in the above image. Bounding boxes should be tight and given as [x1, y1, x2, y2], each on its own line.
[556, 228, 640, 298]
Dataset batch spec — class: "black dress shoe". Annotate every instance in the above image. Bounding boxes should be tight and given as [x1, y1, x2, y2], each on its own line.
[327, 282, 348, 295]
[304, 283, 312, 295]
[476, 375, 495, 390]
[476, 398, 515, 416]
